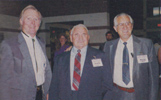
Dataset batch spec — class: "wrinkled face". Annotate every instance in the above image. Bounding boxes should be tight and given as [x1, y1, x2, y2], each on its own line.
[59, 35, 67, 46]
[114, 15, 133, 42]
[70, 26, 90, 49]
[106, 33, 113, 41]
[20, 9, 41, 37]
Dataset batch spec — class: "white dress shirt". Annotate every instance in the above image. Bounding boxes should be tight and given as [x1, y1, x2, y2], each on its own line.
[113, 35, 134, 88]
[70, 46, 87, 90]
[22, 32, 46, 86]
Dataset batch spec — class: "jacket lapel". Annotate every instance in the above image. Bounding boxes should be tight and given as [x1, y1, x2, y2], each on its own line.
[132, 35, 141, 79]
[18, 33, 36, 81]
[78, 47, 91, 90]
[66, 52, 72, 92]
[37, 38, 45, 54]
[110, 39, 119, 76]
[63, 51, 72, 96]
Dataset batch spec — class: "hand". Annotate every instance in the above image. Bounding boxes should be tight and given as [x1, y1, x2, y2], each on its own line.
[65, 46, 72, 52]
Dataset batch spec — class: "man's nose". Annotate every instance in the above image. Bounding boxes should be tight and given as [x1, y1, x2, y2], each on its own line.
[122, 24, 128, 29]
[31, 19, 35, 25]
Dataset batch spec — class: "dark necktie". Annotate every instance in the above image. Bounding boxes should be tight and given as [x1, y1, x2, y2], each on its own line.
[32, 39, 38, 72]
[122, 42, 130, 85]
[72, 49, 81, 91]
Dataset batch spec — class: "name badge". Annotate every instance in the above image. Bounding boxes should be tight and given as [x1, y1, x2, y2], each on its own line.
[137, 55, 149, 63]
[92, 59, 103, 67]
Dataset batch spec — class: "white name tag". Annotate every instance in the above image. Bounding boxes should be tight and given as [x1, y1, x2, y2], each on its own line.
[92, 59, 103, 67]
[137, 55, 149, 63]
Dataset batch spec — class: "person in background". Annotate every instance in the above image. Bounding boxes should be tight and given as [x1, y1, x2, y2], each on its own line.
[99, 31, 113, 51]
[0, 5, 52, 100]
[104, 13, 159, 100]
[54, 33, 70, 59]
[49, 24, 113, 100]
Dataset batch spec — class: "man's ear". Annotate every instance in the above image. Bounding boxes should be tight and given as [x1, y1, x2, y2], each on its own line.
[88, 35, 90, 41]
[19, 18, 23, 26]
[113, 26, 117, 32]
[70, 35, 72, 42]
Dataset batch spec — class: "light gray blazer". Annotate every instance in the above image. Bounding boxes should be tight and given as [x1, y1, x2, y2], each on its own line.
[0, 33, 52, 100]
[104, 35, 159, 100]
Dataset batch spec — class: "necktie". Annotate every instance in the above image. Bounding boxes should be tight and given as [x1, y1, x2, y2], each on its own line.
[32, 39, 38, 72]
[122, 42, 130, 85]
[72, 49, 81, 91]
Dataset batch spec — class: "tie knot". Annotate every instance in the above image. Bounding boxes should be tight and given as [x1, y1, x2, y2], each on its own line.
[123, 42, 127, 45]
[77, 49, 81, 53]
[32, 39, 35, 42]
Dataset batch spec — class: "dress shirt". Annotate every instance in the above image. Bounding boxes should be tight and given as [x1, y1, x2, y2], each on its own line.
[114, 35, 134, 87]
[22, 32, 46, 86]
[70, 46, 87, 90]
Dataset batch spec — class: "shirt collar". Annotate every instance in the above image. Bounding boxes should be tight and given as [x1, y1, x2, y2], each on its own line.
[72, 46, 88, 54]
[119, 35, 133, 45]
[21, 31, 36, 40]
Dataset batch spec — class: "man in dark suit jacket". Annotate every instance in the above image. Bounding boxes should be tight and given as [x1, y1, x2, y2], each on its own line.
[104, 13, 159, 100]
[49, 24, 113, 100]
[0, 5, 52, 100]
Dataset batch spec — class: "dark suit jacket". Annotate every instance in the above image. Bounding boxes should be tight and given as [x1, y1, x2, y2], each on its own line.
[0, 33, 52, 100]
[104, 35, 159, 100]
[49, 46, 113, 100]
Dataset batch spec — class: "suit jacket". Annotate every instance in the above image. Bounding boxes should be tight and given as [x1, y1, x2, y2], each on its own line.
[104, 35, 159, 100]
[0, 33, 52, 100]
[49, 46, 113, 100]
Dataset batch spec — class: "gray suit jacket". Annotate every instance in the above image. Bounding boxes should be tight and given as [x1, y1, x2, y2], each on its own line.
[49, 46, 113, 100]
[0, 33, 52, 100]
[104, 35, 159, 100]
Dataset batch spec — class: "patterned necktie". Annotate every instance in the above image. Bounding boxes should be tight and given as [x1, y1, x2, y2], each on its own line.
[72, 49, 81, 91]
[32, 39, 38, 72]
[122, 42, 130, 85]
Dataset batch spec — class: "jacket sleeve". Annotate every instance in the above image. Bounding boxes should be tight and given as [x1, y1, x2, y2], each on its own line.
[0, 41, 14, 100]
[49, 56, 60, 100]
[148, 40, 159, 100]
[102, 53, 113, 100]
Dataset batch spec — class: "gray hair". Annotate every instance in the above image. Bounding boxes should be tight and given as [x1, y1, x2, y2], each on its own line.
[70, 24, 89, 35]
[113, 13, 133, 27]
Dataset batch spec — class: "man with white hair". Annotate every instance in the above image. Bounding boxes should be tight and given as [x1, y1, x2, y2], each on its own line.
[49, 24, 113, 100]
[104, 13, 159, 100]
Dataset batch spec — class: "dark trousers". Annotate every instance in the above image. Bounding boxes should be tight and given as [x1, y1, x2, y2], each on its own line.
[36, 85, 42, 100]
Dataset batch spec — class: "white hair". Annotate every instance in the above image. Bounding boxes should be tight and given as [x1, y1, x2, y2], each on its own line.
[113, 13, 134, 27]
[70, 24, 89, 35]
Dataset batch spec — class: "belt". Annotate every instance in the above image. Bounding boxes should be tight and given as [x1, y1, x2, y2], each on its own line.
[113, 83, 134, 93]
[37, 85, 42, 91]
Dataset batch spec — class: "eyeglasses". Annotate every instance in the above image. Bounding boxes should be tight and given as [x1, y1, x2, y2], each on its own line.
[117, 22, 132, 27]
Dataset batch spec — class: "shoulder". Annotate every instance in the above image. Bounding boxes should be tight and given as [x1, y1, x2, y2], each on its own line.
[136, 36, 152, 42]
[133, 36, 153, 46]
[88, 46, 104, 53]
[54, 51, 70, 62]
[105, 38, 119, 46]
[87, 46, 106, 57]
[1, 34, 19, 47]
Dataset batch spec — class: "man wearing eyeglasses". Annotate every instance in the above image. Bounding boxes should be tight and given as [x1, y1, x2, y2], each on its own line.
[103, 13, 159, 100]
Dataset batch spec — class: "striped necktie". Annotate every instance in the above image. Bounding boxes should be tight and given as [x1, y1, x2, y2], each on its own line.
[72, 49, 81, 91]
